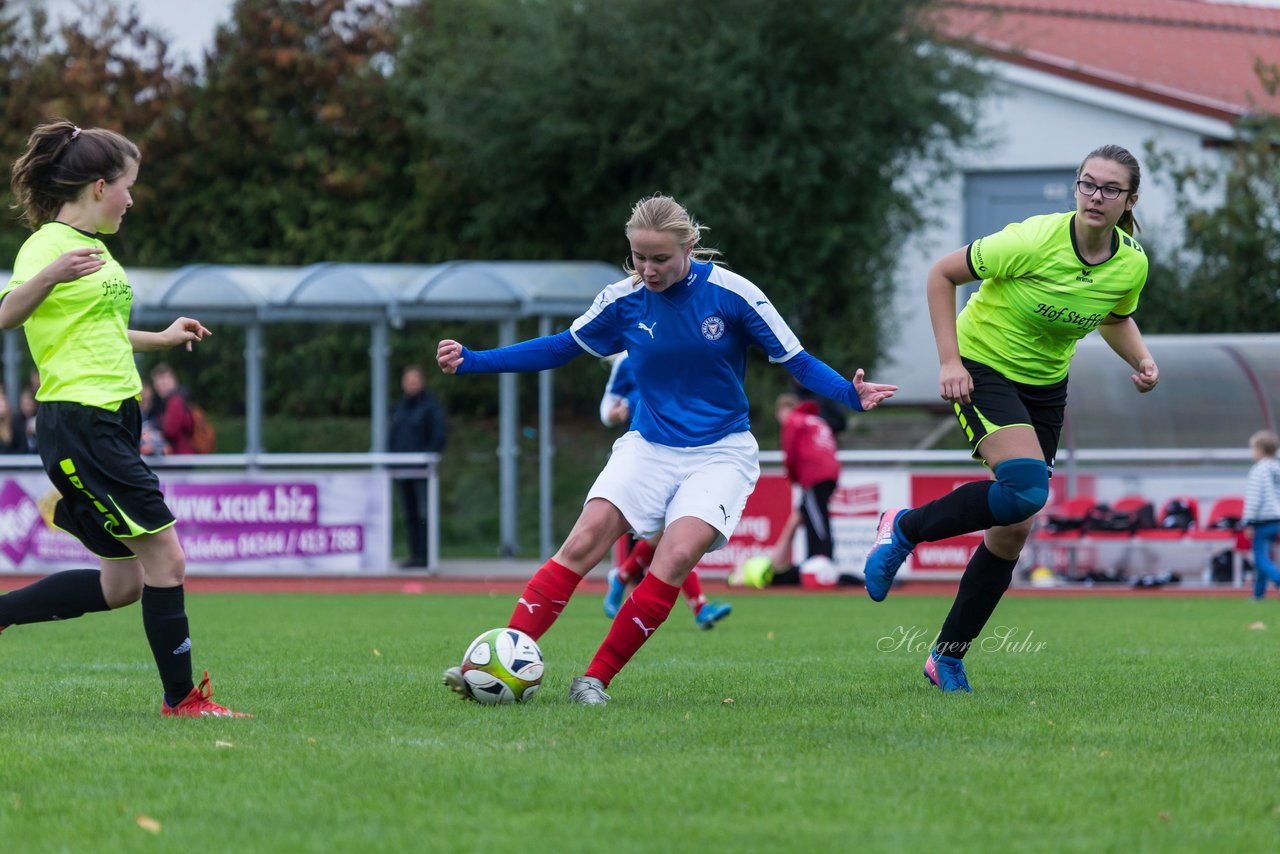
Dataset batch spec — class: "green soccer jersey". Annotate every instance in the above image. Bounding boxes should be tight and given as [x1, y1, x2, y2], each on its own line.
[959, 211, 1147, 385]
[2, 222, 140, 409]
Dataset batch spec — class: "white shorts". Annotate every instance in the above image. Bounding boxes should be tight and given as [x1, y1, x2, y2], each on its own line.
[586, 430, 760, 551]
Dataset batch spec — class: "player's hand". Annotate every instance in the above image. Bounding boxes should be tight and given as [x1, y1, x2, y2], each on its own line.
[164, 317, 212, 351]
[1131, 357, 1158, 393]
[437, 339, 465, 374]
[609, 400, 630, 425]
[938, 360, 973, 405]
[45, 248, 105, 284]
[852, 368, 897, 411]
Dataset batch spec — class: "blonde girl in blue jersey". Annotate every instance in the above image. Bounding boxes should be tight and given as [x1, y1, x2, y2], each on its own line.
[863, 144, 1160, 692]
[439, 194, 896, 704]
[0, 119, 248, 717]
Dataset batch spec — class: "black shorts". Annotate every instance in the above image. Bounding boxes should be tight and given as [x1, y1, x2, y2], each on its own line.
[36, 399, 176, 560]
[952, 358, 1066, 473]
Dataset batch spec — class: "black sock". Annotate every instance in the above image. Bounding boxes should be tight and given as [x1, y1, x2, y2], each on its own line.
[0, 569, 109, 626]
[898, 481, 1000, 544]
[934, 542, 1017, 659]
[141, 584, 194, 706]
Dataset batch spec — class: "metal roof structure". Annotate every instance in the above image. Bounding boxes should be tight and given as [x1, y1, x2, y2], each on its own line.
[2, 260, 627, 557]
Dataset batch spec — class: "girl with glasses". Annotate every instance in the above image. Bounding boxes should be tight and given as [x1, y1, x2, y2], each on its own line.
[862, 144, 1159, 692]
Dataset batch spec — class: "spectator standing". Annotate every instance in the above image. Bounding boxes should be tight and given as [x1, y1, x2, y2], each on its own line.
[19, 383, 38, 452]
[1244, 429, 1280, 601]
[389, 364, 447, 569]
[149, 363, 196, 454]
[0, 385, 29, 453]
[138, 380, 168, 457]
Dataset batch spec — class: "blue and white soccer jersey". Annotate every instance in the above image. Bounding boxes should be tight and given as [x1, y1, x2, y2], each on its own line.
[572, 260, 800, 549]
[571, 260, 802, 447]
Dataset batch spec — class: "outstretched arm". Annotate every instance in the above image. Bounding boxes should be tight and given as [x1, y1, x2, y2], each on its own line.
[784, 351, 896, 412]
[1098, 315, 1158, 393]
[129, 317, 212, 352]
[436, 330, 585, 376]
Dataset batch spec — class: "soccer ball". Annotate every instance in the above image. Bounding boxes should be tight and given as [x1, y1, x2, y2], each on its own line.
[739, 555, 774, 589]
[460, 628, 544, 704]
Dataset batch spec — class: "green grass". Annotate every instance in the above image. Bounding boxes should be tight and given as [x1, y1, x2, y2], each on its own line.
[1, 592, 1277, 853]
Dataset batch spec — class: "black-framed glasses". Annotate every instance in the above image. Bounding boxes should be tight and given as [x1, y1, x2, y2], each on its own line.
[1075, 180, 1130, 200]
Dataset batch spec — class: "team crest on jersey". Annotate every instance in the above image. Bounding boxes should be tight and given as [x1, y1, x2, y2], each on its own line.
[700, 315, 725, 341]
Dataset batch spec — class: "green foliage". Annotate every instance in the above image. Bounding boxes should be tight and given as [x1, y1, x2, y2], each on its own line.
[127, 0, 408, 267]
[393, 0, 986, 372]
[1141, 69, 1280, 333]
[2, 0, 986, 420]
[1, 594, 1278, 851]
[0, 0, 191, 262]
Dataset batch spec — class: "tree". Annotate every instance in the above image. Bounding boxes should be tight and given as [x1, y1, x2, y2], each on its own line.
[129, 0, 408, 267]
[392, 0, 986, 372]
[0, 0, 190, 263]
[1141, 61, 1280, 333]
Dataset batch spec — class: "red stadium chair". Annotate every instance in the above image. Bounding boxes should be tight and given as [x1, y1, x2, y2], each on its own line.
[1029, 496, 1097, 577]
[1186, 497, 1244, 544]
[1036, 496, 1097, 542]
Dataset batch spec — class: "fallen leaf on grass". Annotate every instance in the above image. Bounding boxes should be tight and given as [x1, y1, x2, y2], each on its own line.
[723, 698, 734, 704]
[136, 816, 162, 834]
[1157, 811, 1170, 822]
[373, 648, 382, 657]
[1248, 621, 1266, 631]
[215, 740, 234, 749]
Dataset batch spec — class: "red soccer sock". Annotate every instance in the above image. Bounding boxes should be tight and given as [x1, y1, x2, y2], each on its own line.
[681, 570, 706, 614]
[616, 538, 656, 583]
[584, 572, 680, 686]
[507, 560, 584, 641]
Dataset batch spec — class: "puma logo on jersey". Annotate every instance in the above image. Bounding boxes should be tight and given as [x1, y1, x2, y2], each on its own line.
[632, 617, 656, 637]
[719, 504, 729, 524]
[518, 597, 541, 613]
[638, 321, 658, 338]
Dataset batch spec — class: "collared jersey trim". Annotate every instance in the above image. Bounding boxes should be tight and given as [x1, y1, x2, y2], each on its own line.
[959, 211, 1147, 385]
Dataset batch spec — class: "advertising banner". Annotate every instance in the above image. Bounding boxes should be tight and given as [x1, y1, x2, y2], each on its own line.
[0, 471, 392, 574]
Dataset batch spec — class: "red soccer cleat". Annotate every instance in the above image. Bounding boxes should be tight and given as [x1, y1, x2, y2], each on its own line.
[161, 670, 253, 718]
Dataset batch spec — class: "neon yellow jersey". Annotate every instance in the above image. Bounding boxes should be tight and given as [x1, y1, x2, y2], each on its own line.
[959, 212, 1147, 385]
[2, 222, 140, 409]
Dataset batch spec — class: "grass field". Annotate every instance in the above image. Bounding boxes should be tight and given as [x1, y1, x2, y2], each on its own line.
[1, 590, 1277, 853]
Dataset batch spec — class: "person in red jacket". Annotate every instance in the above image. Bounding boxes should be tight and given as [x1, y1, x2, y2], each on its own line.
[767, 392, 842, 584]
[149, 363, 196, 454]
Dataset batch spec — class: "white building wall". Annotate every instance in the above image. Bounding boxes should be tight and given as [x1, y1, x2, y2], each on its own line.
[882, 60, 1236, 405]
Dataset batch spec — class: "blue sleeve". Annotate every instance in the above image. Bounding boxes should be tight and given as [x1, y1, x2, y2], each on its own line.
[457, 330, 585, 374]
[784, 350, 862, 411]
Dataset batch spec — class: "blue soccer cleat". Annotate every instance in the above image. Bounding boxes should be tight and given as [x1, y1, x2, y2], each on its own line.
[695, 601, 732, 630]
[924, 650, 972, 693]
[603, 568, 627, 618]
[864, 508, 914, 602]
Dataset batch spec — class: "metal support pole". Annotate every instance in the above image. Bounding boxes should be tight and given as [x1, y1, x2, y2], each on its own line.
[498, 318, 519, 556]
[370, 321, 389, 454]
[245, 322, 264, 463]
[538, 315, 554, 558]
